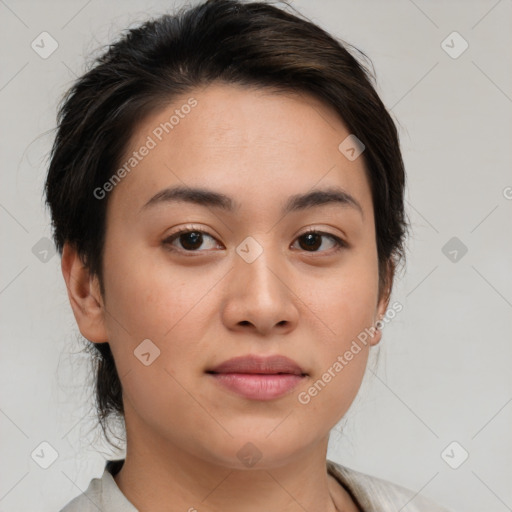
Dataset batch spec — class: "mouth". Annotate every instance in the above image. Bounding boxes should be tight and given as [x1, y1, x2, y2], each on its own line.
[206, 354, 307, 401]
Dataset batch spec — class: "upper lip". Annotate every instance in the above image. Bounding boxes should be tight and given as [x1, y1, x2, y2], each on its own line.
[207, 355, 307, 376]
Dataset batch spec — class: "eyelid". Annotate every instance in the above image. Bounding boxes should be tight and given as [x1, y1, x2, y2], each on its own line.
[164, 224, 217, 239]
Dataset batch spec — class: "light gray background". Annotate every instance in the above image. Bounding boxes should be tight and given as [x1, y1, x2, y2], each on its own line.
[1, 0, 511, 511]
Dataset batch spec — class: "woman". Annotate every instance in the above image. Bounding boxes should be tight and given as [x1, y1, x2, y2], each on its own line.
[46, 0, 452, 510]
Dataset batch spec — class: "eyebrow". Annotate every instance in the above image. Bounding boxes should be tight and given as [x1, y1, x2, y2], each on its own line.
[141, 185, 363, 218]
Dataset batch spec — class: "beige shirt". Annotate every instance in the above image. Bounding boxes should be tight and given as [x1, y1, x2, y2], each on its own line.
[60, 459, 453, 511]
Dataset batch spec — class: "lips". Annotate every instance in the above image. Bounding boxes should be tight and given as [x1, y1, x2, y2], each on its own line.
[206, 355, 307, 400]
[207, 354, 306, 376]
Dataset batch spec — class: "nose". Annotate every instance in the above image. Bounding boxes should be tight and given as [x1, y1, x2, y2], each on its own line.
[221, 245, 300, 337]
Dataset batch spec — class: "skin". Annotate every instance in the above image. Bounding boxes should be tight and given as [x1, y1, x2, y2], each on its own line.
[62, 82, 391, 512]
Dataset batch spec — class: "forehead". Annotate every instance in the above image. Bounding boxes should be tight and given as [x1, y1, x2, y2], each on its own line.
[108, 83, 373, 220]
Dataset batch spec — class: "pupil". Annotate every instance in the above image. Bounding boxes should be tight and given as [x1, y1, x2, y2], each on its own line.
[181, 232, 202, 250]
[301, 233, 320, 251]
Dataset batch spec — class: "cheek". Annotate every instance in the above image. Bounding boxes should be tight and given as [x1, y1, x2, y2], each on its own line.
[299, 250, 380, 343]
[99, 247, 227, 397]
[102, 244, 217, 339]
[99, 253, 214, 431]
[298, 352, 369, 423]
[295, 252, 379, 408]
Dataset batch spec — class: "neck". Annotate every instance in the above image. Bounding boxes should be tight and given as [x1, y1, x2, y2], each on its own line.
[113, 405, 357, 511]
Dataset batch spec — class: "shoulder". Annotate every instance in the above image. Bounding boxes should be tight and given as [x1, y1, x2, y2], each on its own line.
[59, 475, 105, 512]
[59, 461, 137, 512]
[327, 460, 454, 512]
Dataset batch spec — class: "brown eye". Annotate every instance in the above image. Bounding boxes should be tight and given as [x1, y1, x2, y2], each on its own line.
[177, 231, 203, 250]
[294, 231, 346, 253]
[163, 229, 220, 252]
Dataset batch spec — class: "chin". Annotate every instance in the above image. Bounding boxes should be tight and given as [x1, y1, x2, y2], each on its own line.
[197, 423, 324, 471]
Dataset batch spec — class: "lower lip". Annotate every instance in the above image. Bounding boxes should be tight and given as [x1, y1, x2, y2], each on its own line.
[209, 373, 305, 400]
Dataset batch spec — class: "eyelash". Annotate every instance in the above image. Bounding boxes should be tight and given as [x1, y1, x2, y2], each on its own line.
[162, 225, 347, 255]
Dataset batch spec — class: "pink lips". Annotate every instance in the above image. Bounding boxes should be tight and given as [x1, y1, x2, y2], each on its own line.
[207, 355, 307, 401]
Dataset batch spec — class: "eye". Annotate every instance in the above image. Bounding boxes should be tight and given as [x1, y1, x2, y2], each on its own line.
[292, 229, 346, 253]
[162, 227, 222, 253]
[162, 227, 347, 254]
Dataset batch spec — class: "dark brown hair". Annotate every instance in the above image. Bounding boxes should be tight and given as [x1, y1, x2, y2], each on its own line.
[45, 0, 409, 447]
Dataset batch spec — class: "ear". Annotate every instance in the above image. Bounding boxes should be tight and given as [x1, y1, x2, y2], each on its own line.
[369, 259, 395, 347]
[61, 242, 108, 343]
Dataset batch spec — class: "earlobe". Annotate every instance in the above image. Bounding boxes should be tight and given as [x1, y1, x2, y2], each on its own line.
[61, 242, 108, 344]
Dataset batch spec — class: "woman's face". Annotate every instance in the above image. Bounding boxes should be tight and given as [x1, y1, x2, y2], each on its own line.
[92, 83, 388, 468]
